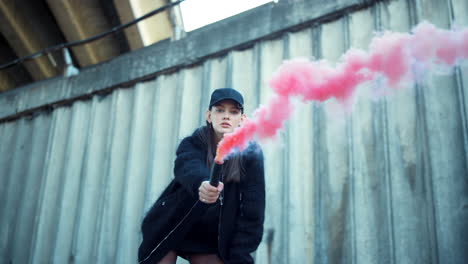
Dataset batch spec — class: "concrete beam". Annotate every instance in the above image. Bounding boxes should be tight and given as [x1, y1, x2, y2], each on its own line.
[0, 36, 35, 92]
[46, 0, 121, 67]
[0, 0, 63, 81]
[0, 72, 15, 92]
[114, 0, 174, 50]
[113, 0, 144, 50]
[0, 40, 17, 91]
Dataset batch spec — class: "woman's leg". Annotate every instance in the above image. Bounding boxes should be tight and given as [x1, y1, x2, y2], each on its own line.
[157, 250, 177, 264]
[187, 253, 223, 264]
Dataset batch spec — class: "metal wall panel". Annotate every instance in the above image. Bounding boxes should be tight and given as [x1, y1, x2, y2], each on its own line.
[52, 101, 93, 264]
[8, 115, 53, 264]
[285, 28, 315, 264]
[32, 107, 73, 262]
[116, 82, 156, 264]
[418, 1, 468, 263]
[0, 0, 467, 263]
[258, 37, 288, 264]
[1, 119, 34, 263]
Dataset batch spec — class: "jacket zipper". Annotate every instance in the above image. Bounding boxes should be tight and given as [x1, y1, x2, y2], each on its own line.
[239, 192, 243, 216]
[139, 200, 199, 263]
[217, 172, 224, 259]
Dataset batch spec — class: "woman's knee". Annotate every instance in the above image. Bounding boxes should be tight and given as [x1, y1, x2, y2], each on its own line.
[188, 253, 223, 264]
[157, 250, 177, 264]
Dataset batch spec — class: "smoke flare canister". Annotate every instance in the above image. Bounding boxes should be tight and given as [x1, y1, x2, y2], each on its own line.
[209, 162, 222, 187]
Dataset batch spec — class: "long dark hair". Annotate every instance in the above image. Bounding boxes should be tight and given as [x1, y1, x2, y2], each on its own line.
[196, 124, 244, 183]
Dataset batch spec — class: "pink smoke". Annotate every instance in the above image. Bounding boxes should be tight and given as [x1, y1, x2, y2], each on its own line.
[214, 21, 468, 163]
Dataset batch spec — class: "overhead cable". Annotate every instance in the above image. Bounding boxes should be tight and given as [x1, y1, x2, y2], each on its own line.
[0, 0, 186, 70]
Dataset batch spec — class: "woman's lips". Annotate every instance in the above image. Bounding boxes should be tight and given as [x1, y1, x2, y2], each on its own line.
[221, 122, 231, 128]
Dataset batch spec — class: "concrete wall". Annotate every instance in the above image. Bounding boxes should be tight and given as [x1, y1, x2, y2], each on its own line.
[1, 0, 467, 263]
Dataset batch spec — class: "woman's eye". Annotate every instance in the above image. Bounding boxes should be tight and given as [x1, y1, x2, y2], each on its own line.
[231, 110, 240, 115]
[216, 109, 224, 113]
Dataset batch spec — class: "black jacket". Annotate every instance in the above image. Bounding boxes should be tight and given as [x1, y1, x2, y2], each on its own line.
[138, 128, 265, 263]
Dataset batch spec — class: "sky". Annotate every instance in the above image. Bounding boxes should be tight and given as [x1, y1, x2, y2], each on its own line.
[179, 0, 273, 31]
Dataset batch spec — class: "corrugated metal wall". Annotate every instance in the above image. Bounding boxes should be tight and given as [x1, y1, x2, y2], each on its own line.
[1, 0, 467, 263]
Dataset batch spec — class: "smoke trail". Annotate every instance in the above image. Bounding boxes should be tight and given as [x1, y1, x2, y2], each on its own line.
[214, 21, 468, 163]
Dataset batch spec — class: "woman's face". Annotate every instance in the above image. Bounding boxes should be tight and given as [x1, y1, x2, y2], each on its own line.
[206, 100, 245, 140]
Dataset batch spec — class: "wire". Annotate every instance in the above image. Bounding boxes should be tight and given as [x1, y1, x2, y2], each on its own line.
[0, 0, 186, 71]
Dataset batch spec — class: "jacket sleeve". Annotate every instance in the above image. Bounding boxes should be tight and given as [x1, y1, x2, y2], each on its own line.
[228, 145, 265, 264]
[173, 137, 210, 197]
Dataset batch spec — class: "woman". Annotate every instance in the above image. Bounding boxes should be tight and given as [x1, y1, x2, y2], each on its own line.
[138, 88, 265, 264]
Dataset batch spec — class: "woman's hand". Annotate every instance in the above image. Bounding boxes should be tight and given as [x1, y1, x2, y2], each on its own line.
[198, 181, 224, 204]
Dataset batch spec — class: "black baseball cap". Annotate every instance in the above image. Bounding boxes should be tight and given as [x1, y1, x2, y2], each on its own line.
[209, 88, 244, 110]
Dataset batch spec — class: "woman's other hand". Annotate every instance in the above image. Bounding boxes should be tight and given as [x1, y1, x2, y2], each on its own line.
[198, 181, 224, 204]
